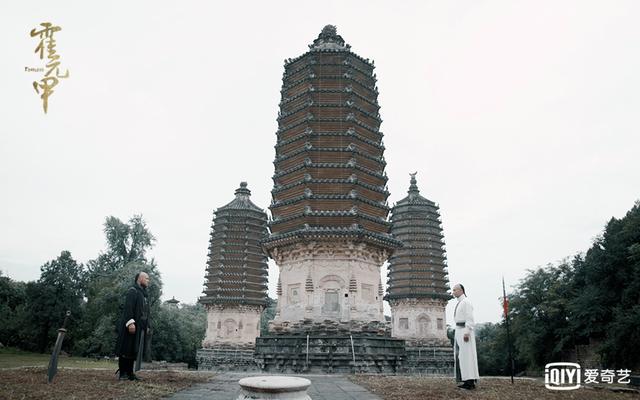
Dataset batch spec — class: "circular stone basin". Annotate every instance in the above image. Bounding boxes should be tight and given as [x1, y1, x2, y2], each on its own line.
[237, 376, 311, 400]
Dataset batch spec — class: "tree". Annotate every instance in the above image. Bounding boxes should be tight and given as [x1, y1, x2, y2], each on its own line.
[75, 215, 162, 357]
[499, 200, 640, 373]
[0, 272, 27, 347]
[476, 322, 525, 376]
[508, 261, 574, 371]
[260, 297, 277, 336]
[12, 251, 86, 353]
[590, 202, 640, 368]
[152, 303, 206, 367]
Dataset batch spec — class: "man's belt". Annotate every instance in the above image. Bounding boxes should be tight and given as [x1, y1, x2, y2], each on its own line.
[456, 322, 466, 327]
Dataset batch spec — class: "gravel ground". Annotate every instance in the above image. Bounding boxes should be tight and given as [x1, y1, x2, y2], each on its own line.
[0, 367, 214, 400]
[349, 375, 640, 400]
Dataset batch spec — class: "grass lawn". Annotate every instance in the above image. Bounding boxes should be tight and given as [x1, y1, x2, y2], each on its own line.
[0, 348, 214, 399]
[0, 347, 116, 369]
[350, 375, 640, 400]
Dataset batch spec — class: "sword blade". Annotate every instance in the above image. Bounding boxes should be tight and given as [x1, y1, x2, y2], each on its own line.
[47, 329, 67, 383]
[134, 332, 145, 372]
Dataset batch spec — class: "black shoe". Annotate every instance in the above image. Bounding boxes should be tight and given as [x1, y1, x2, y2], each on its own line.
[128, 374, 142, 381]
[118, 373, 130, 381]
[458, 382, 475, 390]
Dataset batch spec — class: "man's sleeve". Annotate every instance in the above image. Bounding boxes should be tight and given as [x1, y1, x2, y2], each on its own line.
[123, 288, 137, 327]
[464, 301, 475, 335]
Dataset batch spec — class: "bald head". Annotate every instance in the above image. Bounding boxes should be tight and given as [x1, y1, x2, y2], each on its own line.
[136, 272, 150, 288]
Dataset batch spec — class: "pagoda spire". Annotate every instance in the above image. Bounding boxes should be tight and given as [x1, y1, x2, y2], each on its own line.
[309, 25, 350, 51]
[408, 172, 420, 198]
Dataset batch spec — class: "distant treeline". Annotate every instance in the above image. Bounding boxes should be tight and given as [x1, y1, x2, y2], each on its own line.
[477, 201, 640, 375]
[0, 215, 207, 367]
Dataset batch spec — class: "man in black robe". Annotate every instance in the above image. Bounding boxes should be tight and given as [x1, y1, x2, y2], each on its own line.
[115, 271, 150, 381]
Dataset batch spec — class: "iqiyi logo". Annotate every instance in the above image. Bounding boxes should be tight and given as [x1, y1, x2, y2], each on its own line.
[545, 362, 581, 390]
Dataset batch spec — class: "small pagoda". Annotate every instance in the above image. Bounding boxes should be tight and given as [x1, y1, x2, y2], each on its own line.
[198, 182, 269, 350]
[386, 173, 450, 346]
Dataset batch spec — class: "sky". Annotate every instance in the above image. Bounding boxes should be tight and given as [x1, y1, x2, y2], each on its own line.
[1, 1, 638, 325]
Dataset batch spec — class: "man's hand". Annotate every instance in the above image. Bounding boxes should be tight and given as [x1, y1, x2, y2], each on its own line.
[128, 323, 136, 334]
[463, 333, 470, 342]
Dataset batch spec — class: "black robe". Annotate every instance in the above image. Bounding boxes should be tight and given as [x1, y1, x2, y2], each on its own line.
[115, 284, 150, 358]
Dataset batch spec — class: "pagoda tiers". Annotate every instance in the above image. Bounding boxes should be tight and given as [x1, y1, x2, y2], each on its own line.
[200, 182, 269, 347]
[263, 25, 402, 331]
[386, 173, 450, 345]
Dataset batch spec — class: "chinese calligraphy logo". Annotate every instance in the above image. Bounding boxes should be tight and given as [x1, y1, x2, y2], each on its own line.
[30, 22, 70, 114]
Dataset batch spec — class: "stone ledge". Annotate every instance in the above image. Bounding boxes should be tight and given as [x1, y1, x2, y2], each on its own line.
[268, 319, 391, 336]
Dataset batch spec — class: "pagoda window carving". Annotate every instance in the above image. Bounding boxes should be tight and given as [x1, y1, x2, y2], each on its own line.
[361, 283, 373, 302]
[317, 275, 345, 314]
[417, 315, 430, 335]
[437, 318, 444, 330]
[399, 318, 409, 330]
[288, 284, 301, 304]
[323, 290, 340, 313]
[223, 319, 238, 337]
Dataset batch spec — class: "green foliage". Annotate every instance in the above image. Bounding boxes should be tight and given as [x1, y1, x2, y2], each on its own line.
[0, 215, 206, 365]
[476, 322, 525, 376]
[0, 275, 26, 347]
[260, 297, 277, 336]
[11, 251, 86, 353]
[502, 200, 640, 372]
[476, 323, 507, 375]
[477, 201, 640, 374]
[509, 261, 574, 370]
[89, 215, 156, 274]
[152, 303, 206, 367]
[593, 203, 640, 367]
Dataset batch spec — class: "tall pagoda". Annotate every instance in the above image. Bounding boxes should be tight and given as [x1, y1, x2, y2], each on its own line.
[262, 25, 401, 330]
[199, 182, 269, 347]
[386, 173, 450, 345]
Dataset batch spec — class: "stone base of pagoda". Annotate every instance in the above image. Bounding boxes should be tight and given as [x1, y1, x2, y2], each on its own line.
[403, 345, 454, 375]
[268, 240, 390, 327]
[202, 304, 264, 347]
[196, 344, 258, 371]
[254, 334, 406, 374]
[388, 298, 449, 344]
[268, 318, 391, 336]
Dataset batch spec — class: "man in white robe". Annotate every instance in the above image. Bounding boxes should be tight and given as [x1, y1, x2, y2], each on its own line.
[452, 283, 479, 389]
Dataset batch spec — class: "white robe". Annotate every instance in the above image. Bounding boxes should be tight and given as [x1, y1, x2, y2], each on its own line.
[454, 294, 479, 381]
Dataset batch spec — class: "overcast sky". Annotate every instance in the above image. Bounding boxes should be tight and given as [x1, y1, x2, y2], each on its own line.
[1, 1, 638, 325]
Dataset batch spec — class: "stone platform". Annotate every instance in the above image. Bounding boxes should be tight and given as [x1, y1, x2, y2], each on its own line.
[255, 335, 406, 374]
[404, 346, 454, 374]
[197, 345, 257, 372]
[198, 340, 454, 375]
[197, 319, 453, 375]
